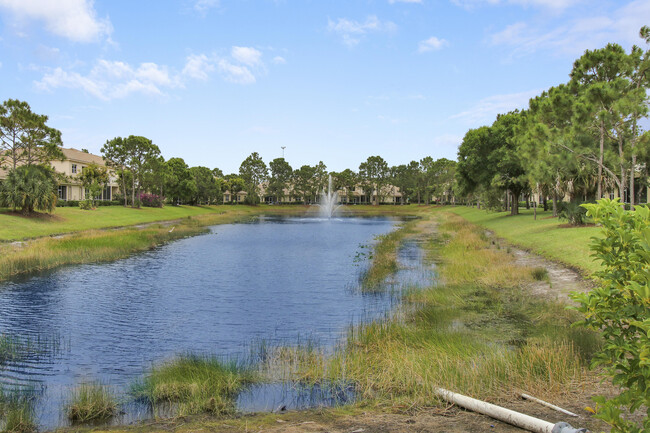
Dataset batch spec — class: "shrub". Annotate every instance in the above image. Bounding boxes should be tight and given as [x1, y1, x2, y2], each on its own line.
[139, 193, 163, 208]
[558, 200, 588, 225]
[571, 199, 650, 432]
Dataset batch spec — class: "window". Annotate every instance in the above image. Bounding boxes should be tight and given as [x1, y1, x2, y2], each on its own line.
[225, 194, 230, 202]
[71, 164, 77, 174]
[57, 185, 67, 200]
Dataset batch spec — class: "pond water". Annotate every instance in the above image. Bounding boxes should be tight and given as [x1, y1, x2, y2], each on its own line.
[0, 215, 433, 429]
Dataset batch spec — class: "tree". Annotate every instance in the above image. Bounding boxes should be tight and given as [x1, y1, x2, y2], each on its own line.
[391, 162, 419, 205]
[0, 99, 63, 170]
[268, 158, 293, 203]
[429, 158, 457, 204]
[490, 111, 528, 215]
[359, 156, 389, 205]
[456, 126, 492, 207]
[239, 152, 268, 204]
[78, 163, 109, 209]
[190, 166, 219, 204]
[125, 136, 161, 208]
[101, 137, 130, 206]
[0, 165, 57, 214]
[332, 168, 357, 203]
[165, 158, 195, 205]
[570, 43, 630, 200]
[292, 165, 317, 203]
[223, 174, 245, 203]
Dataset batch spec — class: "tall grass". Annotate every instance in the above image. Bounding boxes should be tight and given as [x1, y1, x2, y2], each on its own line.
[0, 388, 37, 433]
[65, 383, 117, 422]
[134, 354, 258, 417]
[360, 220, 417, 291]
[287, 212, 600, 410]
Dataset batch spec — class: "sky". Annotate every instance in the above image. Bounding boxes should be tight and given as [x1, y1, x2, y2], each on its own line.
[0, 0, 648, 174]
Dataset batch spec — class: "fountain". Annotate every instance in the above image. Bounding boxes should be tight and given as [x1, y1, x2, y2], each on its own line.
[318, 174, 342, 218]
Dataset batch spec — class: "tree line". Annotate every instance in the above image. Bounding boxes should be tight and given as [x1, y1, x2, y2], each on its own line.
[0, 100, 457, 212]
[456, 26, 650, 216]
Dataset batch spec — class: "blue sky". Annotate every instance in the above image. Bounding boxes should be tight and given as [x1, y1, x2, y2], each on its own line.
[0, 0, 648, 174]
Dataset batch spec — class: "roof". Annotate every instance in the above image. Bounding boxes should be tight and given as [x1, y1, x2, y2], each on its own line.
[60, 148, 106, 165]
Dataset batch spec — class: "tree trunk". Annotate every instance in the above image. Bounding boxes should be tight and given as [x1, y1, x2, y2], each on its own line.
[552, 191, 558, 217]
[543, 197, 548, 212]
[597, 122, 604, 199]
[131, 175, 136, 208]
[122, 172, 127, 207]
[511, 190, 520, 216]
[619, 135, 626, 206]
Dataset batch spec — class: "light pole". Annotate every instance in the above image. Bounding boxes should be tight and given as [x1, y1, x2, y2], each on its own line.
[281, 146, 286, 158]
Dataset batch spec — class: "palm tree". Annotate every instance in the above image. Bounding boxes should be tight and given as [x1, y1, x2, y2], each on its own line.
[0, 165, 58, 214]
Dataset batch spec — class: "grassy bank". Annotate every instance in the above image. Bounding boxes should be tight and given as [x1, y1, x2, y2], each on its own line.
[0, 208, 279, 282]
[292, 212, 598, 409]
[133, 355, 257, 417]
[360, 219, 418, 291]
[447, 206, 600, 274]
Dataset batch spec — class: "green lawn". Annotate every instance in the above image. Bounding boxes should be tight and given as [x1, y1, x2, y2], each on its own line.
[0, 205, 246, 241]
[447, 206, 602, 274]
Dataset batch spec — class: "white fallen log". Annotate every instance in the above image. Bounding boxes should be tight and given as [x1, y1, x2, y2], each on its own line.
[434, 388, 588, 433]
[520, 392, 579, 418]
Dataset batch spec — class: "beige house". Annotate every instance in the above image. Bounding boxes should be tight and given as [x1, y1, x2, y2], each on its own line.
[0, 148, 120, 202]
[52, 148, 120, 201]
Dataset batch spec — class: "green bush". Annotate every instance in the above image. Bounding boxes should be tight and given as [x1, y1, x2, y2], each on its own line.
[571, 199, 650, 432]
[558, 200, 589, 225]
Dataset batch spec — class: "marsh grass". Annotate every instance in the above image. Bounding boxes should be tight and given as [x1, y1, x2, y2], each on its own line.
[531, 267, 549, 281]
[134, 354, 258, 417]
[284, 212, 600, 411]
[360, 220, 417, 292]
[0, 388, 37, 433]
[65, 383, 117, 422]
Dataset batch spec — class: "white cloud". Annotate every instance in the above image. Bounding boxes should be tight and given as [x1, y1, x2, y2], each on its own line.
[450, 89, 542, 125]
[327, 15, 397, 47]
[272, 56, 286, 65]
[418, 36, 448, 52]
[231, 46, 262, 66]
[377, 115, 406, 124]
[0, 0, 112, 42]
[35, 59, 182, 100]
[489, 0, 650, 57]
[182, 54, 215, 80]
[193, 0, 219, 14]
[432, 133, 463, 151]
[218, 59, 256, 84]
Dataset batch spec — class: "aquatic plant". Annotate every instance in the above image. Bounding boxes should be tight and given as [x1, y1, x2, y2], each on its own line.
[0, 388, 37, 433]
[134, 354, 258, 417]
[65, 382, 117, 422]
[531, 267, 549, 281]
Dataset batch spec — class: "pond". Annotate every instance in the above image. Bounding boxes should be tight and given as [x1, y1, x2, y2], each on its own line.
[0, 215, 433, 429]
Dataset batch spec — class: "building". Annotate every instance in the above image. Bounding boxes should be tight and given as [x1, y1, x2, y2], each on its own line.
[0, 148, 120, 202]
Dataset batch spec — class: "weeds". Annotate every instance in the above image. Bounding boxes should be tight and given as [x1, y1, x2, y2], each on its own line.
[531, 267, 549, 281]
[0, 388, 37, 433]
[65, 383, 117, 422]
[134, 354, 258, 417]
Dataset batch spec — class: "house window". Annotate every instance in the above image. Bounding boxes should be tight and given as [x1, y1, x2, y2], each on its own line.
[71, 164, 77, 174]
[225, 194, 230, 202]
[57, 185, 67, 200]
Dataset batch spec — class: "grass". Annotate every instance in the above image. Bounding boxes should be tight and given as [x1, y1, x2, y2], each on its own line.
[0, 388, 37, 433]
[133, 354, 258, 417]
[285, 212, 599, 410]
[65, 383, 118, 422]
[360, 219, 417, 291]
[447, 206, 600, 274]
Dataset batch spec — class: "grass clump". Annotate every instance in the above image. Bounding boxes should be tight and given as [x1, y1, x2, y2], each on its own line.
[531, 267, 549, 281]
[0, 389, 37, 433]
[65, 383, 117, 422]
[134, 354, 258, 417]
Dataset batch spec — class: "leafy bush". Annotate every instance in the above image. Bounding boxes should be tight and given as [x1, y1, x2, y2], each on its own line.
[571, 199, 650, 432]
[139, 193, 163, 208]
[558, 200, 588, 225]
